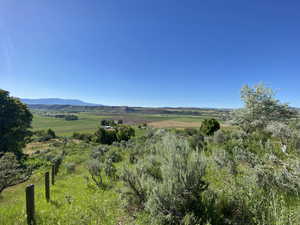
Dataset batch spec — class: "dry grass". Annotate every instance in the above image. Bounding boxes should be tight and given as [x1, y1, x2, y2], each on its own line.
[148, 120, 202, 128]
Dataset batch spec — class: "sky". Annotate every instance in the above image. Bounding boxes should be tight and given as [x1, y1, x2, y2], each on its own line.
[1, 0, 300, 108]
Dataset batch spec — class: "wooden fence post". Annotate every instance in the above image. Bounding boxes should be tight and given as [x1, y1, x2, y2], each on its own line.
[45, 172, 50, 202]
[25, 184, 35, 225]
[51, 164, 55, 185]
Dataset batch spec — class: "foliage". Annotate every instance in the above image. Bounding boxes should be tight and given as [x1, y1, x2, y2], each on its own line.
[95, 125, 135, 145]
[72, 132, 93, 142]
[65, 162, 76, 174]
[184, 128, 198, 136]
[104, 159, 117, 179]
[200, 118, 220, 136]
[188, 134, 205, 151]
[33, 129, 56, 142]
[116, 125, 135, 142]
[100, 119, 117, 127]
[232, 84, 297, 133]
[95, 128, 117, 145]
[87, 159, 105, 188]
[47, 129, 56, 139]
[107, 149, 122, 163]
[0, 152, 29, 194]
[213, 129, 228, 145]
[64, 115, 78, 121]
[0, 89, 32, 158]
[121, 134, 209, 224]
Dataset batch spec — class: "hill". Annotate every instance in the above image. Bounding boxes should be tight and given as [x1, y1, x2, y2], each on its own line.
[21, 98, 101, 106]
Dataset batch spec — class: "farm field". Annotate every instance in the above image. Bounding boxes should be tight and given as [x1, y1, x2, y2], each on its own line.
[31, 112, 211, 136]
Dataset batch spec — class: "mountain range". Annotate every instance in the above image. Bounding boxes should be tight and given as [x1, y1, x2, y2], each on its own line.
[21, 98, 102, 106]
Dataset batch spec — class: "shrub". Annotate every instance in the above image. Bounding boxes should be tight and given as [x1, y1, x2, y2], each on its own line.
[184, 128, 198, 136]
[121, 134, 208, 224]
[91, 146, 109, 160]
[107, 149, 122, 163]
[200, 118, 220, 136]
[213, 130, 227, 145]
[0, 152, 29, 194]
[47, 129, 56, 139]
[188, 134, 205, 151]
[65, 115, 78, 121]
[87, 159, 104, 188]
[65, 162, 76, 174]
[104, 159, 117, 179]
[72, 132, 93, 142]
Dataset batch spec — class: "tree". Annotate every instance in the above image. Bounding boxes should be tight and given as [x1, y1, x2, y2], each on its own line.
[0, 89, 32, 158]
[65, 114, 78, 121]
[47, 129, 56, 139]
[200, 118, 220, 136]
[95, 128, 117, 145]
[0, 152, 29, 194]
[232, 84, 297, 133]
[116, 125, 135, 141]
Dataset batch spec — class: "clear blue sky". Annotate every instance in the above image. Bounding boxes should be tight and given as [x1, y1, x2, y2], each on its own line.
[1, 0, 300, 108]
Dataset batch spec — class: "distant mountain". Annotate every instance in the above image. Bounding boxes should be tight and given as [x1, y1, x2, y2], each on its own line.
[21, 98, 102, 106]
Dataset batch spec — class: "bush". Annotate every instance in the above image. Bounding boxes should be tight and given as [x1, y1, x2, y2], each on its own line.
[107, 149, 122, 163]
[188, 134, 205, 151]
[65, 162, 76, 174]
[87, 159, 104, 188]
[121, 134, 209, 224]
[104, 159, 117, 179]
[213, 130, 227, 145]
[65, 115, 78, 121]
[200, 118, 220, 136]
[184, 128, 198, 136]
[0, 152, 29, 193]
[72, 132, 93, 142]
[91, 146, 109, 160]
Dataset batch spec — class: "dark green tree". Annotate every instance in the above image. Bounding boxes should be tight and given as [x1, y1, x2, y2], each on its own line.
[47, 129, 56, 139]
[116, 125, 135, 141]
[0, 90, 32, 158]
[95, 128, 117, 145]
[200, 118, 220, 136]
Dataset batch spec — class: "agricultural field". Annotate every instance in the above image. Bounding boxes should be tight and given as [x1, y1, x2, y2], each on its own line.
[31, 111, 216, 136]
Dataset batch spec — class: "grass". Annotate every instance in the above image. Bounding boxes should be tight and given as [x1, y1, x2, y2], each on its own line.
[32, 113, 108, 136]
[0, 142, 129, 225]
[31, 112, 212, 136]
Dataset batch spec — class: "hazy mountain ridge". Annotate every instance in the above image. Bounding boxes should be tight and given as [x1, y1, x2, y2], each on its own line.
[21, 98, 102, 106]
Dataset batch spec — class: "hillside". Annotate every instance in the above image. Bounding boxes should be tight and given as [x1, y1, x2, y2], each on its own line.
[21, 98, 101, 106]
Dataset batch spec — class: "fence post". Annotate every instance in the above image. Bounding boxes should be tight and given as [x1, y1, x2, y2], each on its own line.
[25, 184, 35, 225]
[51, 164, 55, 185]
[45, 172, 50, 202]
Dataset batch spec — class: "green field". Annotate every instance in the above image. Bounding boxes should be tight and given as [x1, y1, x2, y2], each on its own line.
[32, 113, 108, 136]
[31, 112, 208, 136]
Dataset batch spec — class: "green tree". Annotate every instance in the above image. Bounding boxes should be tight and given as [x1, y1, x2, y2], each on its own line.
[47, 129, 56, 139]
[232, 84, 297, 133]
[116, 125, 135, 141]
[0, 90, 32, 158]
[95, 128, 117, 145]
[200, 118, 220, 136]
